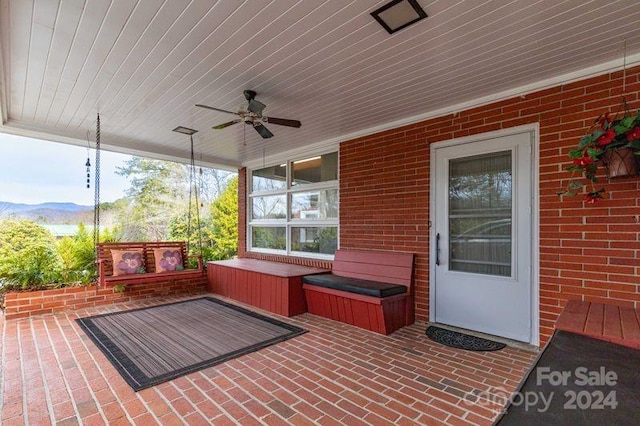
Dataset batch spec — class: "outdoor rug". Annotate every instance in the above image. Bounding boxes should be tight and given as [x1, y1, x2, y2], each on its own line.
[426, 325, 506, 351]
[495, 330, 640, 425]
[76, 297, 306, 391]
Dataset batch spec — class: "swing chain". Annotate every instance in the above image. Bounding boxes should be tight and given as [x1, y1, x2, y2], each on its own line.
[187, 134, 204, 258]
[93, 114, 101, 284]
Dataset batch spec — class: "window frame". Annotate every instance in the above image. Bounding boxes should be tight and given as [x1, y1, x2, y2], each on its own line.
[247, 152, 339, 260]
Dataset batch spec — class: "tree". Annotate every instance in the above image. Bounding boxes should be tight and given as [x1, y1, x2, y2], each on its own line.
[198, 168, 236, 205]
[167, 205, 209, 266]
[0, 220, 62, 288]
[168, 176, 238, 262]
[115, 158, 187, 240]
[208, 176, 238, 260]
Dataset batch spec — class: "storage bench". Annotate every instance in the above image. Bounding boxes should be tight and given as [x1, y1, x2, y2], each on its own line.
[207, 258, 330, 317]
[303, 249, 415, 335]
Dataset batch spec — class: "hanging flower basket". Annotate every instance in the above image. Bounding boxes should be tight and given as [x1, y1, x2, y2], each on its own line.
[601, 146, 638, 178]
[561, 107, 640, 203]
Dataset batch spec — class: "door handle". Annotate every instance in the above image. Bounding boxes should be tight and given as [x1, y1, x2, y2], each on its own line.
[436, 233, 440, 266]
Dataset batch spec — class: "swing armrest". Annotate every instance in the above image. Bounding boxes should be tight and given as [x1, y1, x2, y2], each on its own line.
[96, 258, 109, 287]
[188, 254, 203, 271]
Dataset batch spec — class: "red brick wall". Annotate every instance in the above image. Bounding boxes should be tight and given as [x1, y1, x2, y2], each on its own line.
[4, 277, 207, 320]
[239, 66, 640, 345]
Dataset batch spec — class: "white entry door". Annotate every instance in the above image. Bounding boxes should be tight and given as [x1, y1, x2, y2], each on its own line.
[432, 130, 533, 343]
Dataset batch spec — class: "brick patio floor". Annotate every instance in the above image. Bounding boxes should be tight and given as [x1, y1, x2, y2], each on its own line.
[1, 294, 537, 425]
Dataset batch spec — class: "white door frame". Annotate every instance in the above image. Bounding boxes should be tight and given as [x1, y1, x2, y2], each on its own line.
[428, 124, 540, 346]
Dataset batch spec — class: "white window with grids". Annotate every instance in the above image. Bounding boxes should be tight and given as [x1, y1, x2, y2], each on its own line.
[248, 152, 338, 259]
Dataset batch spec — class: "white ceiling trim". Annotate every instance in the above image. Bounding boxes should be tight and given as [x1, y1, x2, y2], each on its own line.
[287, 52, 640, 158]
[0, 0, 7, 125]
[0, 49, 7, 124]
[243, 138, 339, 170]
[0, 117, 236, 171]
[4, 51, 639, 173]
[3, 1, 640, 169]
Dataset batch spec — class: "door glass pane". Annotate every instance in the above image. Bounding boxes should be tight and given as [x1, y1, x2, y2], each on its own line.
[449, 151, 512, 277]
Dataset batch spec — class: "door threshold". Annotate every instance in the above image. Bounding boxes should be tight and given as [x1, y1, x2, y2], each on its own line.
[429, 322, 539, 353]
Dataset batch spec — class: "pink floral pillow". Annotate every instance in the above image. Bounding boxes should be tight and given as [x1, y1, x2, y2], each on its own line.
[153, 248, 184, 272]
[111, 249, 146, 276]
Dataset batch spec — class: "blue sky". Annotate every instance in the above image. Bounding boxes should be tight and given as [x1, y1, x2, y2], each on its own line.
[0, 133, 132, 205]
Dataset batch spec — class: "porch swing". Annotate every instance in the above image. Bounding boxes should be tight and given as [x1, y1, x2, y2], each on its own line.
[94, 117, 204, 288]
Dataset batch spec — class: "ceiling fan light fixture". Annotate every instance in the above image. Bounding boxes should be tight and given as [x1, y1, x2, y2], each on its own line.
[371, 0, 427, 34]
[172, 126, 198, 135]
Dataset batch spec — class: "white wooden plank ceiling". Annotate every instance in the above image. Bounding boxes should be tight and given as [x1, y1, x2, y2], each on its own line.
[1, 0, 640, 169]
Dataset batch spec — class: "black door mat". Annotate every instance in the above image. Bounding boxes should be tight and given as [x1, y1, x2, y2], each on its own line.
[426, 325, 506, 351]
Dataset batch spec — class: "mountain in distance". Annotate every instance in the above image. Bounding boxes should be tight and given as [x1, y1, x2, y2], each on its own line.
[0, 201, 94, 224]
[0, 201, 93, 213]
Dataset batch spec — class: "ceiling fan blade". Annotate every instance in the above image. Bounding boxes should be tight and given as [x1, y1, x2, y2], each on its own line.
[247, 99, 266, 115]
[253, 123, 274, 138]
[263, 117, 301, 128]
[195, 104, 237, 115]
[212, 119, 241, 129]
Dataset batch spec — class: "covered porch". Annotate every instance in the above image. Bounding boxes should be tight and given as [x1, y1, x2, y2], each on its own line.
[1, 294, 535, 425]
[1, 0, 639, 347]
[1, 1, 640, 424]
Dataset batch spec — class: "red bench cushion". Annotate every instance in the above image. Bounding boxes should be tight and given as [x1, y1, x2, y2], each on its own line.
[303, 274, 406, 298]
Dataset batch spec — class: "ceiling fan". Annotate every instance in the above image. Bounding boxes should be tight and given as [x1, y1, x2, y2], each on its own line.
[196, 90, 301, 138]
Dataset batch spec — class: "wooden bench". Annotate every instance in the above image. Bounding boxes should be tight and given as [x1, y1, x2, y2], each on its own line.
[555, 300, 640, 350]
[97, 241, 203, 287]
[303, 249, 415, 335]
[207, 258, 330, 317]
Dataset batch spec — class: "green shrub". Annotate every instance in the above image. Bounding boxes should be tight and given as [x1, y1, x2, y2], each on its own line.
[57, 223, 96, 284]
[0, 220, 62, 289]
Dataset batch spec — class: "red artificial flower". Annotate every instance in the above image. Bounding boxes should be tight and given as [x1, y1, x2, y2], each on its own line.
[626, 126, 640, 142]
[573, 155, 594, 167]
[596, 129, 616, 146]
[584, 192, 602, 204]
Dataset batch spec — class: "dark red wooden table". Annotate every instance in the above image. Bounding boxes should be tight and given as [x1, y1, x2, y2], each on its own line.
[555, 300, 640, 349]
[207, 259, 329, 317]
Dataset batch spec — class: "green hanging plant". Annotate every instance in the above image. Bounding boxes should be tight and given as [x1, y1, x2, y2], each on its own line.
[561, 107, 640, 203]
